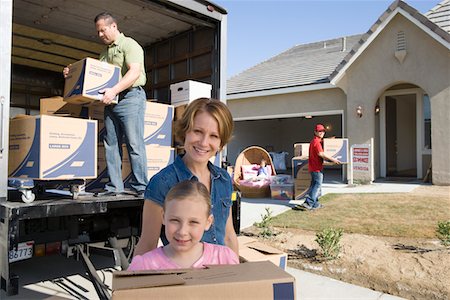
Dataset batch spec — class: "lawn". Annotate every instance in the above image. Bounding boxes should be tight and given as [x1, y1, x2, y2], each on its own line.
[270, 193, 450, 238]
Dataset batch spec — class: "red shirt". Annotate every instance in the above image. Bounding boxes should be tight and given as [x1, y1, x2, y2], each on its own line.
[308, 136, 324, 172]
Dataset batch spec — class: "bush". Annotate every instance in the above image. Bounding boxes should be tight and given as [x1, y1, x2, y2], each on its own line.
[436, 220, 450, 247]
[315, 228, 343, 260]
[254, 207, 274, 238]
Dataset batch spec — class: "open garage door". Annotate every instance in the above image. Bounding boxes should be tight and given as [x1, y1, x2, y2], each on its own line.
[228, 113, 344, 183]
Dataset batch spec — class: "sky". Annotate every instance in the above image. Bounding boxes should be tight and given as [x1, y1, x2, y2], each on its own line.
[213, 0, 442, 79]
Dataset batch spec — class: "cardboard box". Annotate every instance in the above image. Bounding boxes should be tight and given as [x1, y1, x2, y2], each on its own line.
[112, 261, 295, 299]
[238, 236, 288, 270]
[40, 96, 88, 118]
[85, 144, 131, 192]
[123, 145, 174, 188]
[144, 102, 174, 146]
[86, 101, 174, 146]
[87, 105, 106, 143]
[323, 138, 348, 163]
[8, 115, 97, 180]
[292, 157, 310, 199]
[64, 58, 121, 105]
[170, 80, 212, 107]
[293, 143, 309, 157]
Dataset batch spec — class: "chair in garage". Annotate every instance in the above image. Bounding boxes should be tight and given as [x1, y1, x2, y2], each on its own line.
[233, 146, 276, 198]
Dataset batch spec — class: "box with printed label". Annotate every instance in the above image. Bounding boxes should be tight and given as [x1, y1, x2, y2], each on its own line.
[293, 143, 309, 157]
[40, 96, 88, 118]
[63, 58, 121, 105]
[86, 101, 173, 146]
[144, 102, 174, 146]
[238, 236, 288, 270]
[292, 157, 310, 199]
[85, 144, 131, 192]
[112, 261, 295, 300]
[8, 115, 97, 180]
[323, 138, 348, 163]
[170, 80, 212, 107]
[123, 145, 174, 189]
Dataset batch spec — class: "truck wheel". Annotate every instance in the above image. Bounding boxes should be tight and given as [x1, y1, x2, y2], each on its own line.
[21, 190, 35, 203]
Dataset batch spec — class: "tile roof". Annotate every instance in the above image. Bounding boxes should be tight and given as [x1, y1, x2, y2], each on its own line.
[227, 0, 450, 96]
[425, 0, 450, 33]
[227, 35, 362, 95]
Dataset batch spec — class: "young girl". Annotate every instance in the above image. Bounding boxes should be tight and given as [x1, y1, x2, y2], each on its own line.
[128, 180, 239, 270]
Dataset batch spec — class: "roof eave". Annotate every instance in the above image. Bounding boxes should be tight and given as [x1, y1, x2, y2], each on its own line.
[330, 2, 450, 86]
[227, 83, 336, 100]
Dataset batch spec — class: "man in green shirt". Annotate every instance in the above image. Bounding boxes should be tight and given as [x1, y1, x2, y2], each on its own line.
[94, 12, 148, 197]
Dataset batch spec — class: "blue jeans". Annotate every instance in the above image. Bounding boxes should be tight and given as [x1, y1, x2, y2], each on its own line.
[103, 87, 148, 193]
[304, 171, 323, 208]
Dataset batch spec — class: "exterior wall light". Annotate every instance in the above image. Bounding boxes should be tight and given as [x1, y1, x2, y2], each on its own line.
[374, 105, 380, 115]
[356, 105, 363, 118]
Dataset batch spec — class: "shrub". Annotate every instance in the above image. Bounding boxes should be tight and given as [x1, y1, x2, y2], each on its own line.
[315, 227, 343, 260]
[254, 207, 274, 238]
[436, 220, 450, 247]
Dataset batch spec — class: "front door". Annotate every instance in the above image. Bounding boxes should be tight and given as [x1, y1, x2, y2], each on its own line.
[385, 94, 417, 177]
[380, 89, 423, 179]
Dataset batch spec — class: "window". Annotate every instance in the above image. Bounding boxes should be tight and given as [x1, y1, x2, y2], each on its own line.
[423, 94, 431, 150]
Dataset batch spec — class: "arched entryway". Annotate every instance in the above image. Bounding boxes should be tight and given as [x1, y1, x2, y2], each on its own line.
[378, 85, 431, 180]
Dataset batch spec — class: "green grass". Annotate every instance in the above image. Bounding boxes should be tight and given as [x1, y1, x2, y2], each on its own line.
[271, 193, 450, 238]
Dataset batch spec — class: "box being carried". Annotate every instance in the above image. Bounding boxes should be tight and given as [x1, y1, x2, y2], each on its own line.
[8, 115, 97, 180]
[64, 58, 121, 105]
[238, 236, 288, 270]
[170, 80, 212, 107]
[112, 261, 295, 300]
[323, 138, 348, 163]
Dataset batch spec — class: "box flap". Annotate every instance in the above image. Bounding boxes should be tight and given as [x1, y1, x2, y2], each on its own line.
[113, 273, 185, 290]
[238, 236, 283, 255]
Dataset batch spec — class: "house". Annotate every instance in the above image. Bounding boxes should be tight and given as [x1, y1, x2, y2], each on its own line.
[226, 0, 450, 185]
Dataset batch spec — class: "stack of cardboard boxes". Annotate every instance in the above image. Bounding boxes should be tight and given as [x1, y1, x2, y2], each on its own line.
[170, 80, 221, 167]
[292, 139, 348, 199]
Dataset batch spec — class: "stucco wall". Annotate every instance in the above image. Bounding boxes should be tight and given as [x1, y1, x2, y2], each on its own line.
[228, 88, 346, 120]
[335, 14, 450, 185]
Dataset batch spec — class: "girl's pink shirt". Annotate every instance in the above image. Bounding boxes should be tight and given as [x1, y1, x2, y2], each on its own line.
[128, 242, 239, 271]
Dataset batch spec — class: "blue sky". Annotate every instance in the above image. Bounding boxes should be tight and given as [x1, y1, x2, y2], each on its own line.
[213, 0, 442, 78]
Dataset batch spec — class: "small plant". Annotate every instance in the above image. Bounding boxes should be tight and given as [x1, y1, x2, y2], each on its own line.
[254, 207, 274, 238]
[436, 220, 450, 247]
[315, 227, 343, 260]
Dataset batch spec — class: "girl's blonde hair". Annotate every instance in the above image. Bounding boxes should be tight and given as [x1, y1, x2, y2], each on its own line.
[164, 180, 211, 215]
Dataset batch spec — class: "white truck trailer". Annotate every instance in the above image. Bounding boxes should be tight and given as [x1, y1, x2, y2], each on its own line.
[0, 0, 227, 296]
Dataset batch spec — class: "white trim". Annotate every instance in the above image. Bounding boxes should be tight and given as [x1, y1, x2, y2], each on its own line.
[219, 14, 227, 103]
[168, 0, 226, 21]
[380, 96, 387, 177]
[227, 83, 335, 100]
[331, 8, 450, 85]
[233, 110, 343, 122]
[416, 90, 423, 178]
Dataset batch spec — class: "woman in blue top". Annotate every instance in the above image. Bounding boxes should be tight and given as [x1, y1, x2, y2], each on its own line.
[134, 98, 238, 257]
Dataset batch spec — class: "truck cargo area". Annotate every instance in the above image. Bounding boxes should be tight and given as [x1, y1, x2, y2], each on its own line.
[1, 0, 227, 296]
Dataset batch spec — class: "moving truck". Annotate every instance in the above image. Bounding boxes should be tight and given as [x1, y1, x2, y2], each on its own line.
[0, 0, 227, 295]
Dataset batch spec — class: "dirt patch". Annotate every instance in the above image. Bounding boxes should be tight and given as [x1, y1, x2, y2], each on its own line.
[242, 227, 449, 299]
[242, 186, 450, 300]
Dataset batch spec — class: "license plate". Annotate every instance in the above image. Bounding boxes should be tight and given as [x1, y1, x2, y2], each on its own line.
[9, 241, 34, 263]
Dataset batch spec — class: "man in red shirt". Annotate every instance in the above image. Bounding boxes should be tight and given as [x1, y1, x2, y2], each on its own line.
[297, 124, 341, 210]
